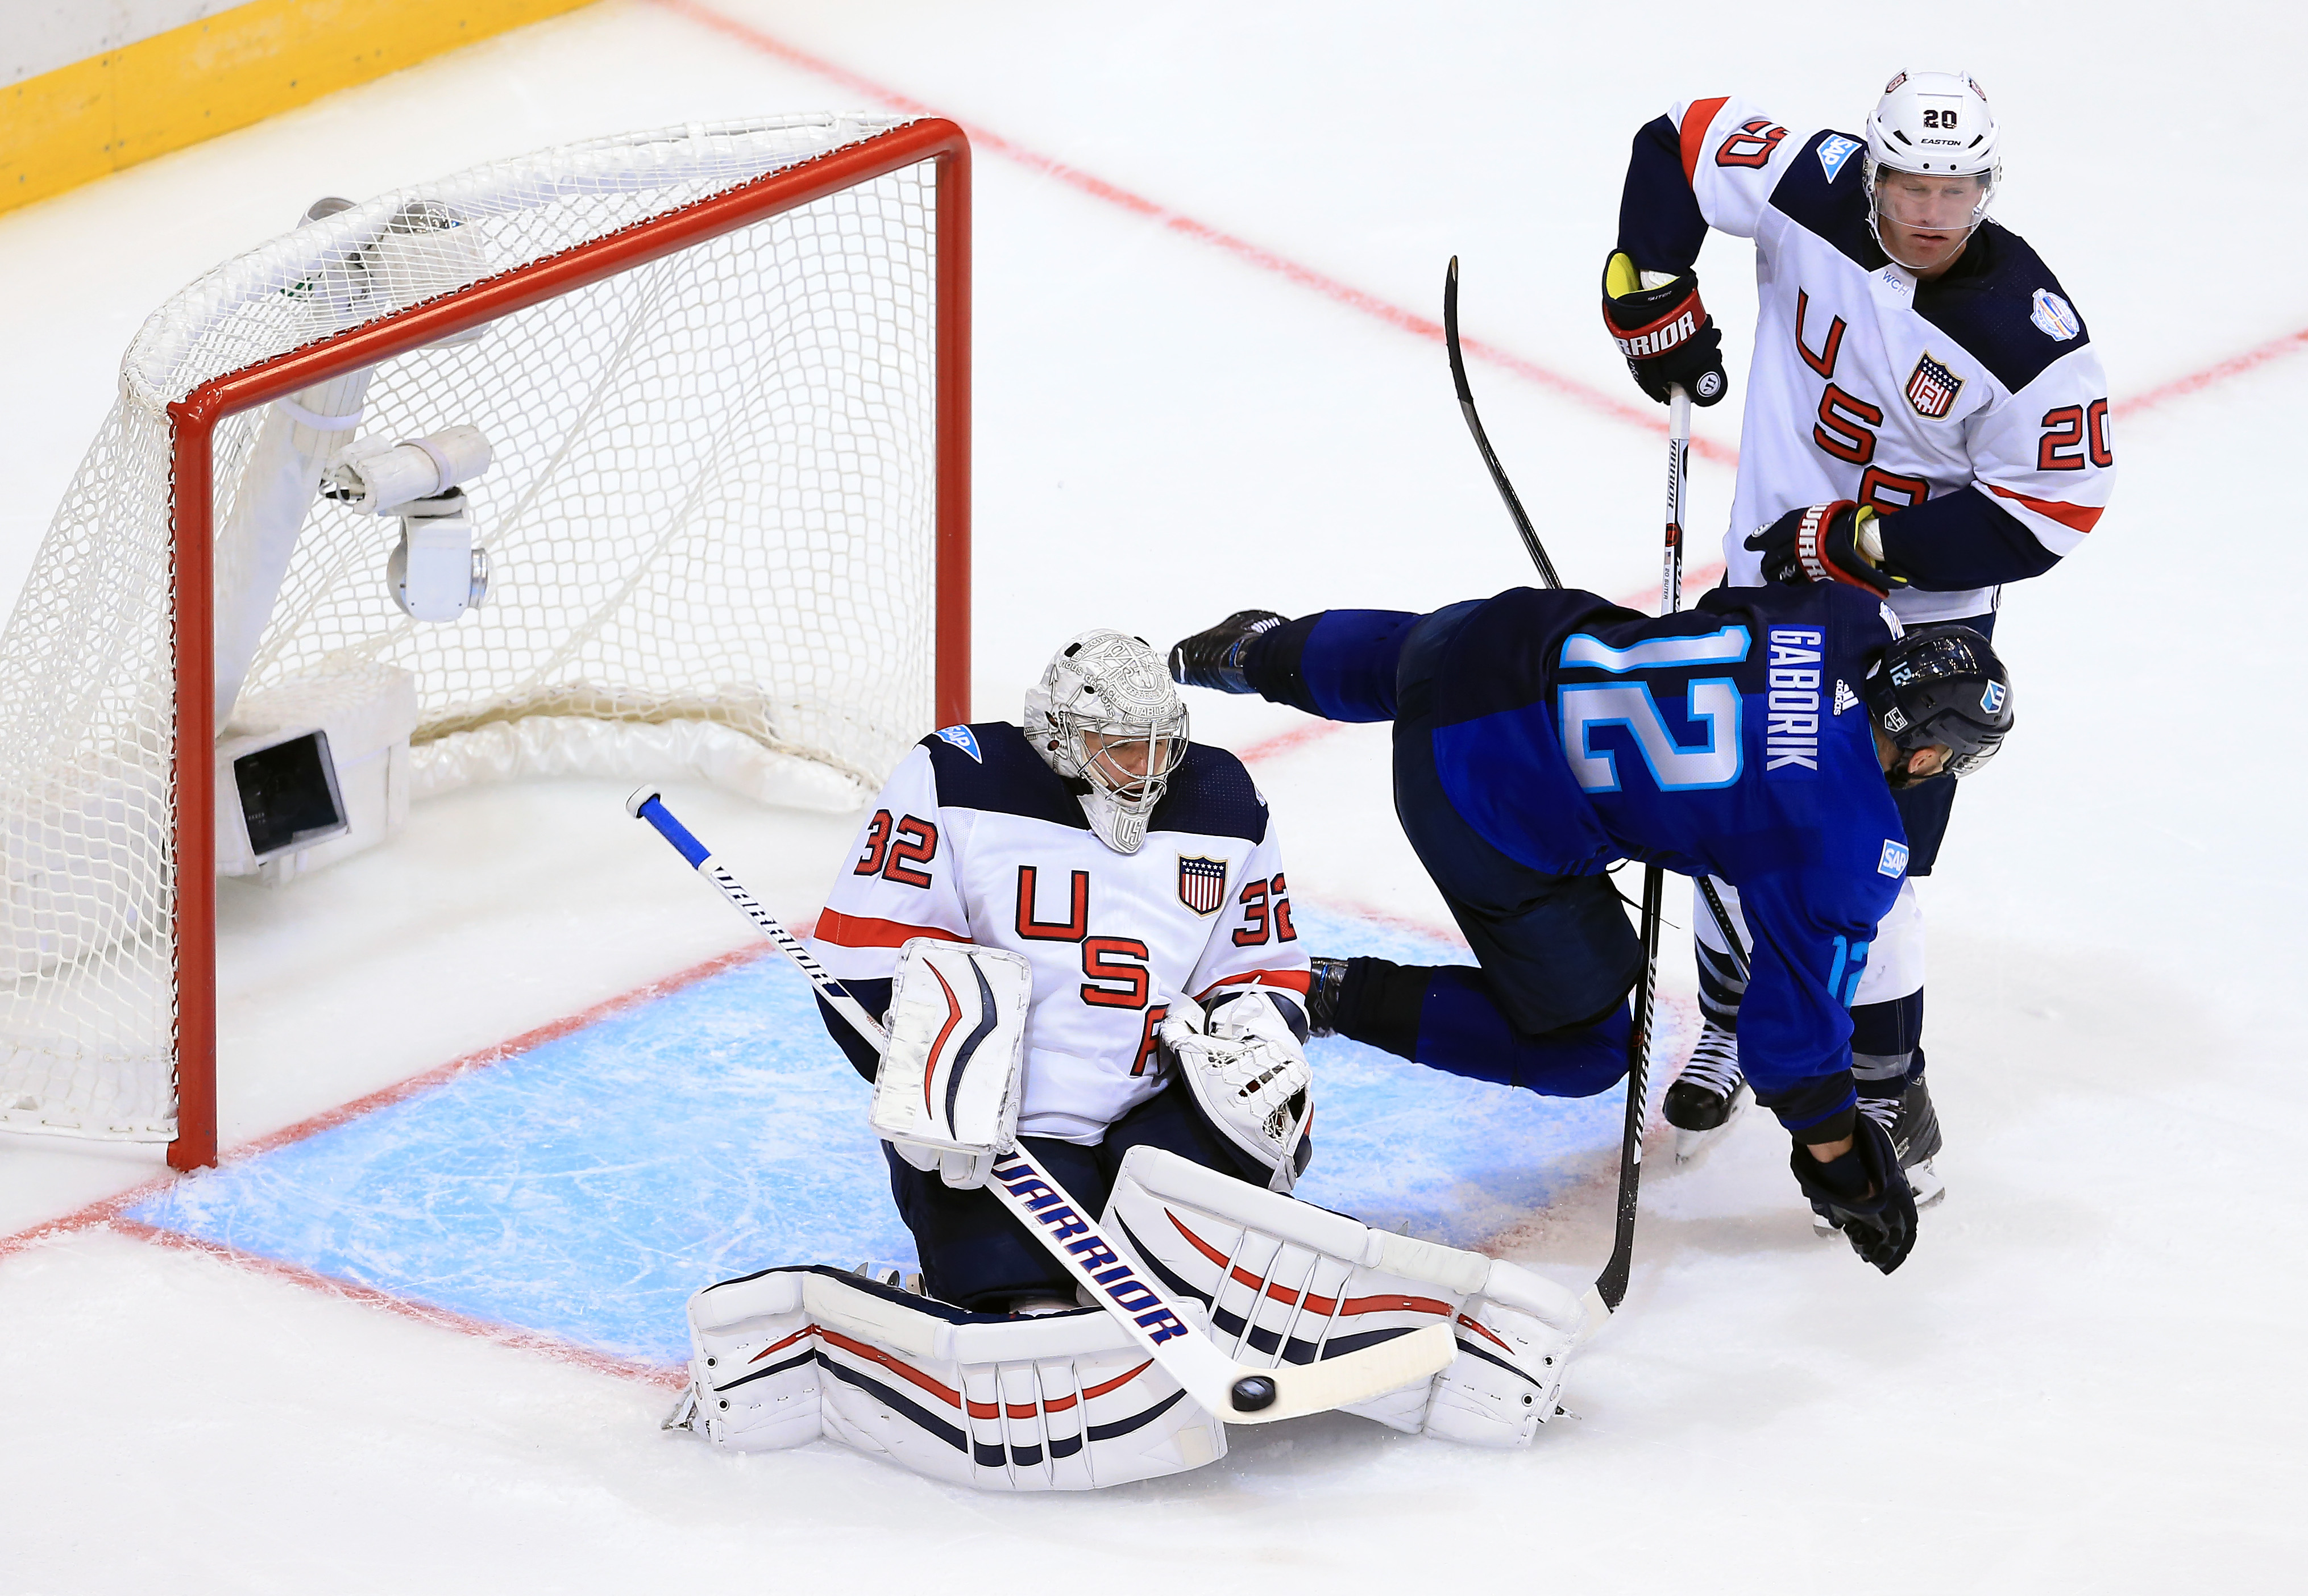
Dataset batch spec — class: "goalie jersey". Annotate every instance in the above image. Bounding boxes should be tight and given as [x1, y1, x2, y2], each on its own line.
[1619, 95, 2115, 624]
[810, 724, 1309, 1142]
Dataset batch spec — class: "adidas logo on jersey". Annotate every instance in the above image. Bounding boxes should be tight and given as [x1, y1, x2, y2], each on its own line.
[1833, 679, 1858, 716]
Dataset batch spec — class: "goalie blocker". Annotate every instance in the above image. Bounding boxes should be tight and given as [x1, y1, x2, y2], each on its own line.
[671, 1145, 1583, 1488]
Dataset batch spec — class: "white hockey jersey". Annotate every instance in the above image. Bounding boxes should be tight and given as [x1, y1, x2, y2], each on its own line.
[810, 722, 1310, 1143]
[1627, 97, 2115, 624]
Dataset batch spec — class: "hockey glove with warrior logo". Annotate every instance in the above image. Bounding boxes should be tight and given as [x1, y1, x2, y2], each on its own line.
[1790, 1112, 1919, 1275]
[1746, 501, 1908, 597]
[1600, 251, 1728, 406]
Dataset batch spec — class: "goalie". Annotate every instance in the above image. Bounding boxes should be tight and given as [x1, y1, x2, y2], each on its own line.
[666, 631, 1584, 1490]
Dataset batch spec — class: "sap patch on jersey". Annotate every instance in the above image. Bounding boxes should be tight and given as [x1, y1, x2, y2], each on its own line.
[1816, 133, 1862, 182]
[2031, 288, 2081, 341]
[1176, 855, 1228, 915]
[1905, 353, 1964, 418]
[1879, 839, 1911, 878]
[932, 724, 984, 762]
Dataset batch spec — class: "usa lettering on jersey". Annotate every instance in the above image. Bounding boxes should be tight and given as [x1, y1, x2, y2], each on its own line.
[1662, 94, 2116, 625]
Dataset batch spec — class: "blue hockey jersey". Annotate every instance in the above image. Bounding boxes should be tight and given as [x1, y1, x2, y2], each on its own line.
[1307, 582, 1907, 1111]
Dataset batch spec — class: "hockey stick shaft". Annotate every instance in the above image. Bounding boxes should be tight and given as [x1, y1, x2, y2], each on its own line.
[1443, 260, 1750, 975]
[1444, 257, 1561, 589]
[1587, 388, 1693, 1321]
[625, 787, 1454, 1423]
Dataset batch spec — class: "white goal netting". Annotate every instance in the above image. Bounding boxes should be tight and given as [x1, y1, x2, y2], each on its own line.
[0, 115, 954, 1144]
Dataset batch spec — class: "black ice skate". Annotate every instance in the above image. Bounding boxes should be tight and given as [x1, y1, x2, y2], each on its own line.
[1664, 1020, 1750, 1165]
[1168, 610, 1286, 693]
[1812, 1071, 1944, 1235]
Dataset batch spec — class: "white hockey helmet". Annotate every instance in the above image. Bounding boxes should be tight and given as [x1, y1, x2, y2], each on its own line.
[1863, 71, 2002, 263]
[1025, 629, 1189, 854]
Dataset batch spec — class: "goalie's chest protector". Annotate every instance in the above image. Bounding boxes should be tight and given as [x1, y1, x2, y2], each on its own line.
[827, 724, 1301, 1143]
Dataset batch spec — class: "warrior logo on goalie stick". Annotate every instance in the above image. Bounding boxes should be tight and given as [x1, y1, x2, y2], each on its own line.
[1905, 353, 1964, 419]
[1177, 856, 1228, 916]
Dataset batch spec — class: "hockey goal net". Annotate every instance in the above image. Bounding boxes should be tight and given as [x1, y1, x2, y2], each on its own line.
[0, 115, 970, 1168]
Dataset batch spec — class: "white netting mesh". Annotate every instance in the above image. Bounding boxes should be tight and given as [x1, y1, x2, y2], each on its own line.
[0, 115, 949, 1142]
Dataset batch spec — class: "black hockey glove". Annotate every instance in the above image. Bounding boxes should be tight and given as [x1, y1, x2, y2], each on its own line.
[1745, 501, 1908, 597]
[1169, 610, 1286, 694]
[1600, 251, 1728, 406]
[1791, 1112, 1918, 1275]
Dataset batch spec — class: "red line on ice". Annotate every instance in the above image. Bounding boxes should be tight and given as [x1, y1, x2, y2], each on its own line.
[648, 0, 1738, 465]
[2120, 325, 2308, 413]
[1234, 562, 1728, 767]
[658, 0, 2301, 462]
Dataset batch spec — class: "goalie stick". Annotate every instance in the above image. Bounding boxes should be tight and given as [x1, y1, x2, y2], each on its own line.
[625, 787, 1456, 1424]
[1442, 269, 1753, 1329]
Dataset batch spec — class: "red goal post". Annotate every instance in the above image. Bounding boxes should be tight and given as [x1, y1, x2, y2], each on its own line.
[1, 118, 971, 1171]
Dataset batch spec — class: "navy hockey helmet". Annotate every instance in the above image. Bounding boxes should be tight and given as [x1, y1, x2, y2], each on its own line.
[1864, 625, 2012, 779]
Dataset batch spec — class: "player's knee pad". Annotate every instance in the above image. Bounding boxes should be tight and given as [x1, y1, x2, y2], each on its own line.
[1100, 1146, 1581, 1448]
[674, 1264, 1226, 1491]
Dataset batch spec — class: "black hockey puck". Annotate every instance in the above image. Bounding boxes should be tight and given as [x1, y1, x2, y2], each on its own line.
[1230, 1375, 1278, 1412]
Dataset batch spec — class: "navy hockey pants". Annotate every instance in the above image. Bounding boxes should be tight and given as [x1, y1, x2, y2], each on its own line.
[886, 1081, 1271, 1314]
[1249, 604, 1637, 1100]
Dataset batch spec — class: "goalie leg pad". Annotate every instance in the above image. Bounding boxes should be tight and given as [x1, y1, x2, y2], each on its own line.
[1100, 1146, 1580, 1445]
[1423, 1259, 1576, 1448]
[678, 1265, 1225, 1490]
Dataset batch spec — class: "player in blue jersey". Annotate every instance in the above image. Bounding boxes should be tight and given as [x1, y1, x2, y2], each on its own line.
[1169, 583, 2013, 1273]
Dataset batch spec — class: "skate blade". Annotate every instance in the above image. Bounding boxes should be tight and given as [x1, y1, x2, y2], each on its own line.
[1907, 1160, 1946, 1210]
[661, 1384, 700, 1432]
[1672, 1083, 1752, 1167]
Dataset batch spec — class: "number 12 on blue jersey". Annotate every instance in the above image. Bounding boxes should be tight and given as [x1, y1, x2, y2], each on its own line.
[1558, 625, 1750, 794]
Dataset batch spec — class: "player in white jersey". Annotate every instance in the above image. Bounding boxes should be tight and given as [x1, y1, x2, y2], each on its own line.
[670, 633, 1587, 1483]
[808, 629, 1315, 1311]
[1599, 72, 2114, 1198]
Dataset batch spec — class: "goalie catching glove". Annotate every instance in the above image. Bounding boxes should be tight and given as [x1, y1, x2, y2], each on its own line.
[1160, 988, 1313, 1192]
[1601, 251, 1728, 406]
[869, 938, 1033, 1188]
[1745, 501, 1908, 597]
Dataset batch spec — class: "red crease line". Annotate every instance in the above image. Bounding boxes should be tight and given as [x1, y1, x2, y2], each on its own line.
[0, 932, 796, 1261]
[111, 1217, 686, 1390]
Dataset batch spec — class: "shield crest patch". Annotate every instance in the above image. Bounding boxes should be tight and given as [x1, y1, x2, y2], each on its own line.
[1177, 855, 1227, 916]
[1906, 353, 1963, 418]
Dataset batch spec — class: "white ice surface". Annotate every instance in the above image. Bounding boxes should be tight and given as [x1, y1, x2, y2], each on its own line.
[1, 1, 2303, 1588]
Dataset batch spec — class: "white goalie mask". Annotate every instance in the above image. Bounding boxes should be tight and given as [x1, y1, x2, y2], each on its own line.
[1862, 70, 2002, 269]
[1025, 629, 1189, 854]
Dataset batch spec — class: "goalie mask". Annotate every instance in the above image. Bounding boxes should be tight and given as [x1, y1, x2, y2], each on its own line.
[1026, 630, 1189, 854]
